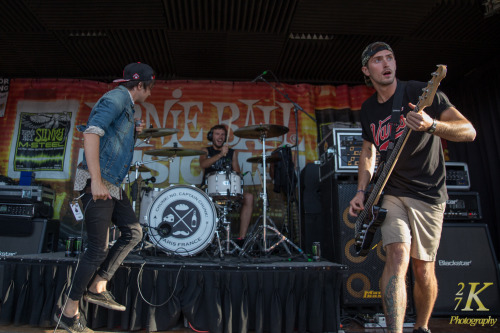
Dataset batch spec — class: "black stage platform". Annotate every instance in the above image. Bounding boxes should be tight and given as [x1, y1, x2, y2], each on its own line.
[0, 252, 347, 333]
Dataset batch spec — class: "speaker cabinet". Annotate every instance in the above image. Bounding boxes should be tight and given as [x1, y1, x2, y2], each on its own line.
[300, 163, 325, 255]
[0, 218, 59, 256]
[434, 223, 500, 315]
[321, 178, 413, 314]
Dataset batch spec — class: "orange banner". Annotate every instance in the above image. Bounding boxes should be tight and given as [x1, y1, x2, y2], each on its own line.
[0, 78, 372, 230]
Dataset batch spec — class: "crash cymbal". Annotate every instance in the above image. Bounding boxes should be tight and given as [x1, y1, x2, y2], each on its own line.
[137, 128, 179, 139]
[129, 165, 151, 172]
[234, 124, 289, 139]
[145, 147, 207, 157]
[247, 155, 281, 164]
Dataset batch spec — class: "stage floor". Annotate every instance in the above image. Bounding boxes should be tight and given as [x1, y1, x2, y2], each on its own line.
[0, 317, 498, 333]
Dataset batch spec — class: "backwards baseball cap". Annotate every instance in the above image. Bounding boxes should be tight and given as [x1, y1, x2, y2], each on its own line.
[361, 42, 394, 67]
[113, 62, 155, 83]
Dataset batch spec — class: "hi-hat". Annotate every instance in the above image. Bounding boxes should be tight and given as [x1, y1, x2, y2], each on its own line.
[145, 147, 207, 157]
[129, 165, 151, 172]
[247, 155, 281, 164]
[137, 128, 179, 139]
[234, 124, 289, 139]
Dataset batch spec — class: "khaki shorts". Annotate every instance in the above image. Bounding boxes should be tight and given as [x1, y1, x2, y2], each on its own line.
[380, 195, 446, 261]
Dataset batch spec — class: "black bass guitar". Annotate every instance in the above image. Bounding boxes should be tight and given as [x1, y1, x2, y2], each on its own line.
[354, 65, 447, 256]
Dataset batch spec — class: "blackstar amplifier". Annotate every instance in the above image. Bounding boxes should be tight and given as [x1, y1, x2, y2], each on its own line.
[444, 191, 482, 221]
[445, 162, 470, 190]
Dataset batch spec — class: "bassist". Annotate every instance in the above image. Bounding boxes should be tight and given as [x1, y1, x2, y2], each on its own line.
[348, 42, 476, 333]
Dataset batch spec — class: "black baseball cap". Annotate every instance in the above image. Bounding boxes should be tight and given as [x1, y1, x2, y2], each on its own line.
[113, 62, 155, 83]
[361, 42, 394, 67]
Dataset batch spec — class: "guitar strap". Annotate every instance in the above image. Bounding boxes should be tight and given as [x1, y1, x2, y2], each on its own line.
[385, 80, 406, 160]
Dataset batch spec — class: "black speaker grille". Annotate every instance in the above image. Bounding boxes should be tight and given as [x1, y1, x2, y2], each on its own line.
[334, 183, 386, 308]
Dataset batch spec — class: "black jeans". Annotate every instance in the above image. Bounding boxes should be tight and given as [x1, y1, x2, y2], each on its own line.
[68, 189, 142, 301]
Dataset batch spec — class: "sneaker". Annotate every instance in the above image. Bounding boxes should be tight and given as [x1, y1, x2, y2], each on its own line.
[84, 290, 126, 311]
[413, 327, 431, 333]
[54, 309, 94, 333]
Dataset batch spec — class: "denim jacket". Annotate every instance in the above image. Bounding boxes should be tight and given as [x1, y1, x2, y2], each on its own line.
[78, 86, 135, 186]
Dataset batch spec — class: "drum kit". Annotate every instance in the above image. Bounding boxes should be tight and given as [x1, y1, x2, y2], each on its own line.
[129, 124, 304, 259]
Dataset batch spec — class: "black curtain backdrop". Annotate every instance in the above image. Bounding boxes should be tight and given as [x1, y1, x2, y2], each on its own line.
[444, 60, 500, 259]
[0, 256, 345, 333]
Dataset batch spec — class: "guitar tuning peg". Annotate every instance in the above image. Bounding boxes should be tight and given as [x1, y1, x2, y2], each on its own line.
[432, 71, 438, 76]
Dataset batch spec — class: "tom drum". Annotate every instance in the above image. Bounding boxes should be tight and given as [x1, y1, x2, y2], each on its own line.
[205, 171, 243, 202]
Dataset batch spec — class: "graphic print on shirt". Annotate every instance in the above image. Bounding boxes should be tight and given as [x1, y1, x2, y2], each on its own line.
[370, 114, 406, 152]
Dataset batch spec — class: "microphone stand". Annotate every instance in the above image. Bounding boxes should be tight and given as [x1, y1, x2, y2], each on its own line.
[256, 74, 316, 247]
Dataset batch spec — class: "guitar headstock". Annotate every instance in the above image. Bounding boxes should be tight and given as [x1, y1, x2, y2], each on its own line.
[417, 64, 447, 111]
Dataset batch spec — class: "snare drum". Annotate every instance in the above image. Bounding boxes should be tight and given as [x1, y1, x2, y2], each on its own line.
[206, 171, 243, 201]
[145, 185, 217, 256]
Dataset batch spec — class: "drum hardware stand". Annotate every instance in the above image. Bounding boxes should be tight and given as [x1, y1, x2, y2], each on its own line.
[131, 222, 157, 256]
[129, 158, 171, 213]
[241, 215, 305, 257]
[257, 73, 317, 247]
[243, 130, 306, 259]
[213, 201, 245, 258]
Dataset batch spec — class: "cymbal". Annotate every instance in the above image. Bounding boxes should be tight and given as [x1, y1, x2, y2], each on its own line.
[137, 128, 179, 139]
[129, 165, 151, 172]
[234, 124, 289, 139]
[145, 147, 207, 157]
[247, 155, 281, 164]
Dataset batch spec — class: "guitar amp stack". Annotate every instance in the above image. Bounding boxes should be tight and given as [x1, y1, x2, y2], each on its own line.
[0, 185, 54, 221]
[318, 128, 380, 181]
[0, 185, 59, 256]
[444, 162, 481, 222]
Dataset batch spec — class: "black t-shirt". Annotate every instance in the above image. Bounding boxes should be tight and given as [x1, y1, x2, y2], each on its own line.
[360, 80, 453, 204]
[201, 146, 235, 184]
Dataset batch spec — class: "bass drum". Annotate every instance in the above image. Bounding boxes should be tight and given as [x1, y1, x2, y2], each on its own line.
[145, 185, 217, 256]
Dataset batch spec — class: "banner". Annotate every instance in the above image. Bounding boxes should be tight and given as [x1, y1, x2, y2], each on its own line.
[0, 78, 372, 232]
[8, 100, 78, 180]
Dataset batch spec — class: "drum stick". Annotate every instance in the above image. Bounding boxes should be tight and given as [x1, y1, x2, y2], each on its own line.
[225, 118, 233, 143]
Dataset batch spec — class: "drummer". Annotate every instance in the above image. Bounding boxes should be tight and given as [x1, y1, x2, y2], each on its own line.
[200, 124, 253, 246]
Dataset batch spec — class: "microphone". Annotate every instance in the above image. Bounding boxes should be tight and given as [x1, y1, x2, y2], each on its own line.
[251, 70, 268, 82]
[131, 181, 138, 201]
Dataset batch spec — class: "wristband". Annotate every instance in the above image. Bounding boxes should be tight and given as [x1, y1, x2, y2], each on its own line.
[427, 119, 437, 134]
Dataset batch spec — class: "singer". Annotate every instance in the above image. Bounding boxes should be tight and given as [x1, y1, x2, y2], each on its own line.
[200, 124, 254, 246]
[54, 63, 155, 333]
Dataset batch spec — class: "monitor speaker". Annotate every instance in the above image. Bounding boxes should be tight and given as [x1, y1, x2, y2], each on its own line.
[433, 223, 500, 315]
[0, 218, 59, 256]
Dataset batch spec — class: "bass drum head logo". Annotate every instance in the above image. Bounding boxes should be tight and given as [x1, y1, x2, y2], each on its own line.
[147, 185, 216, 256]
